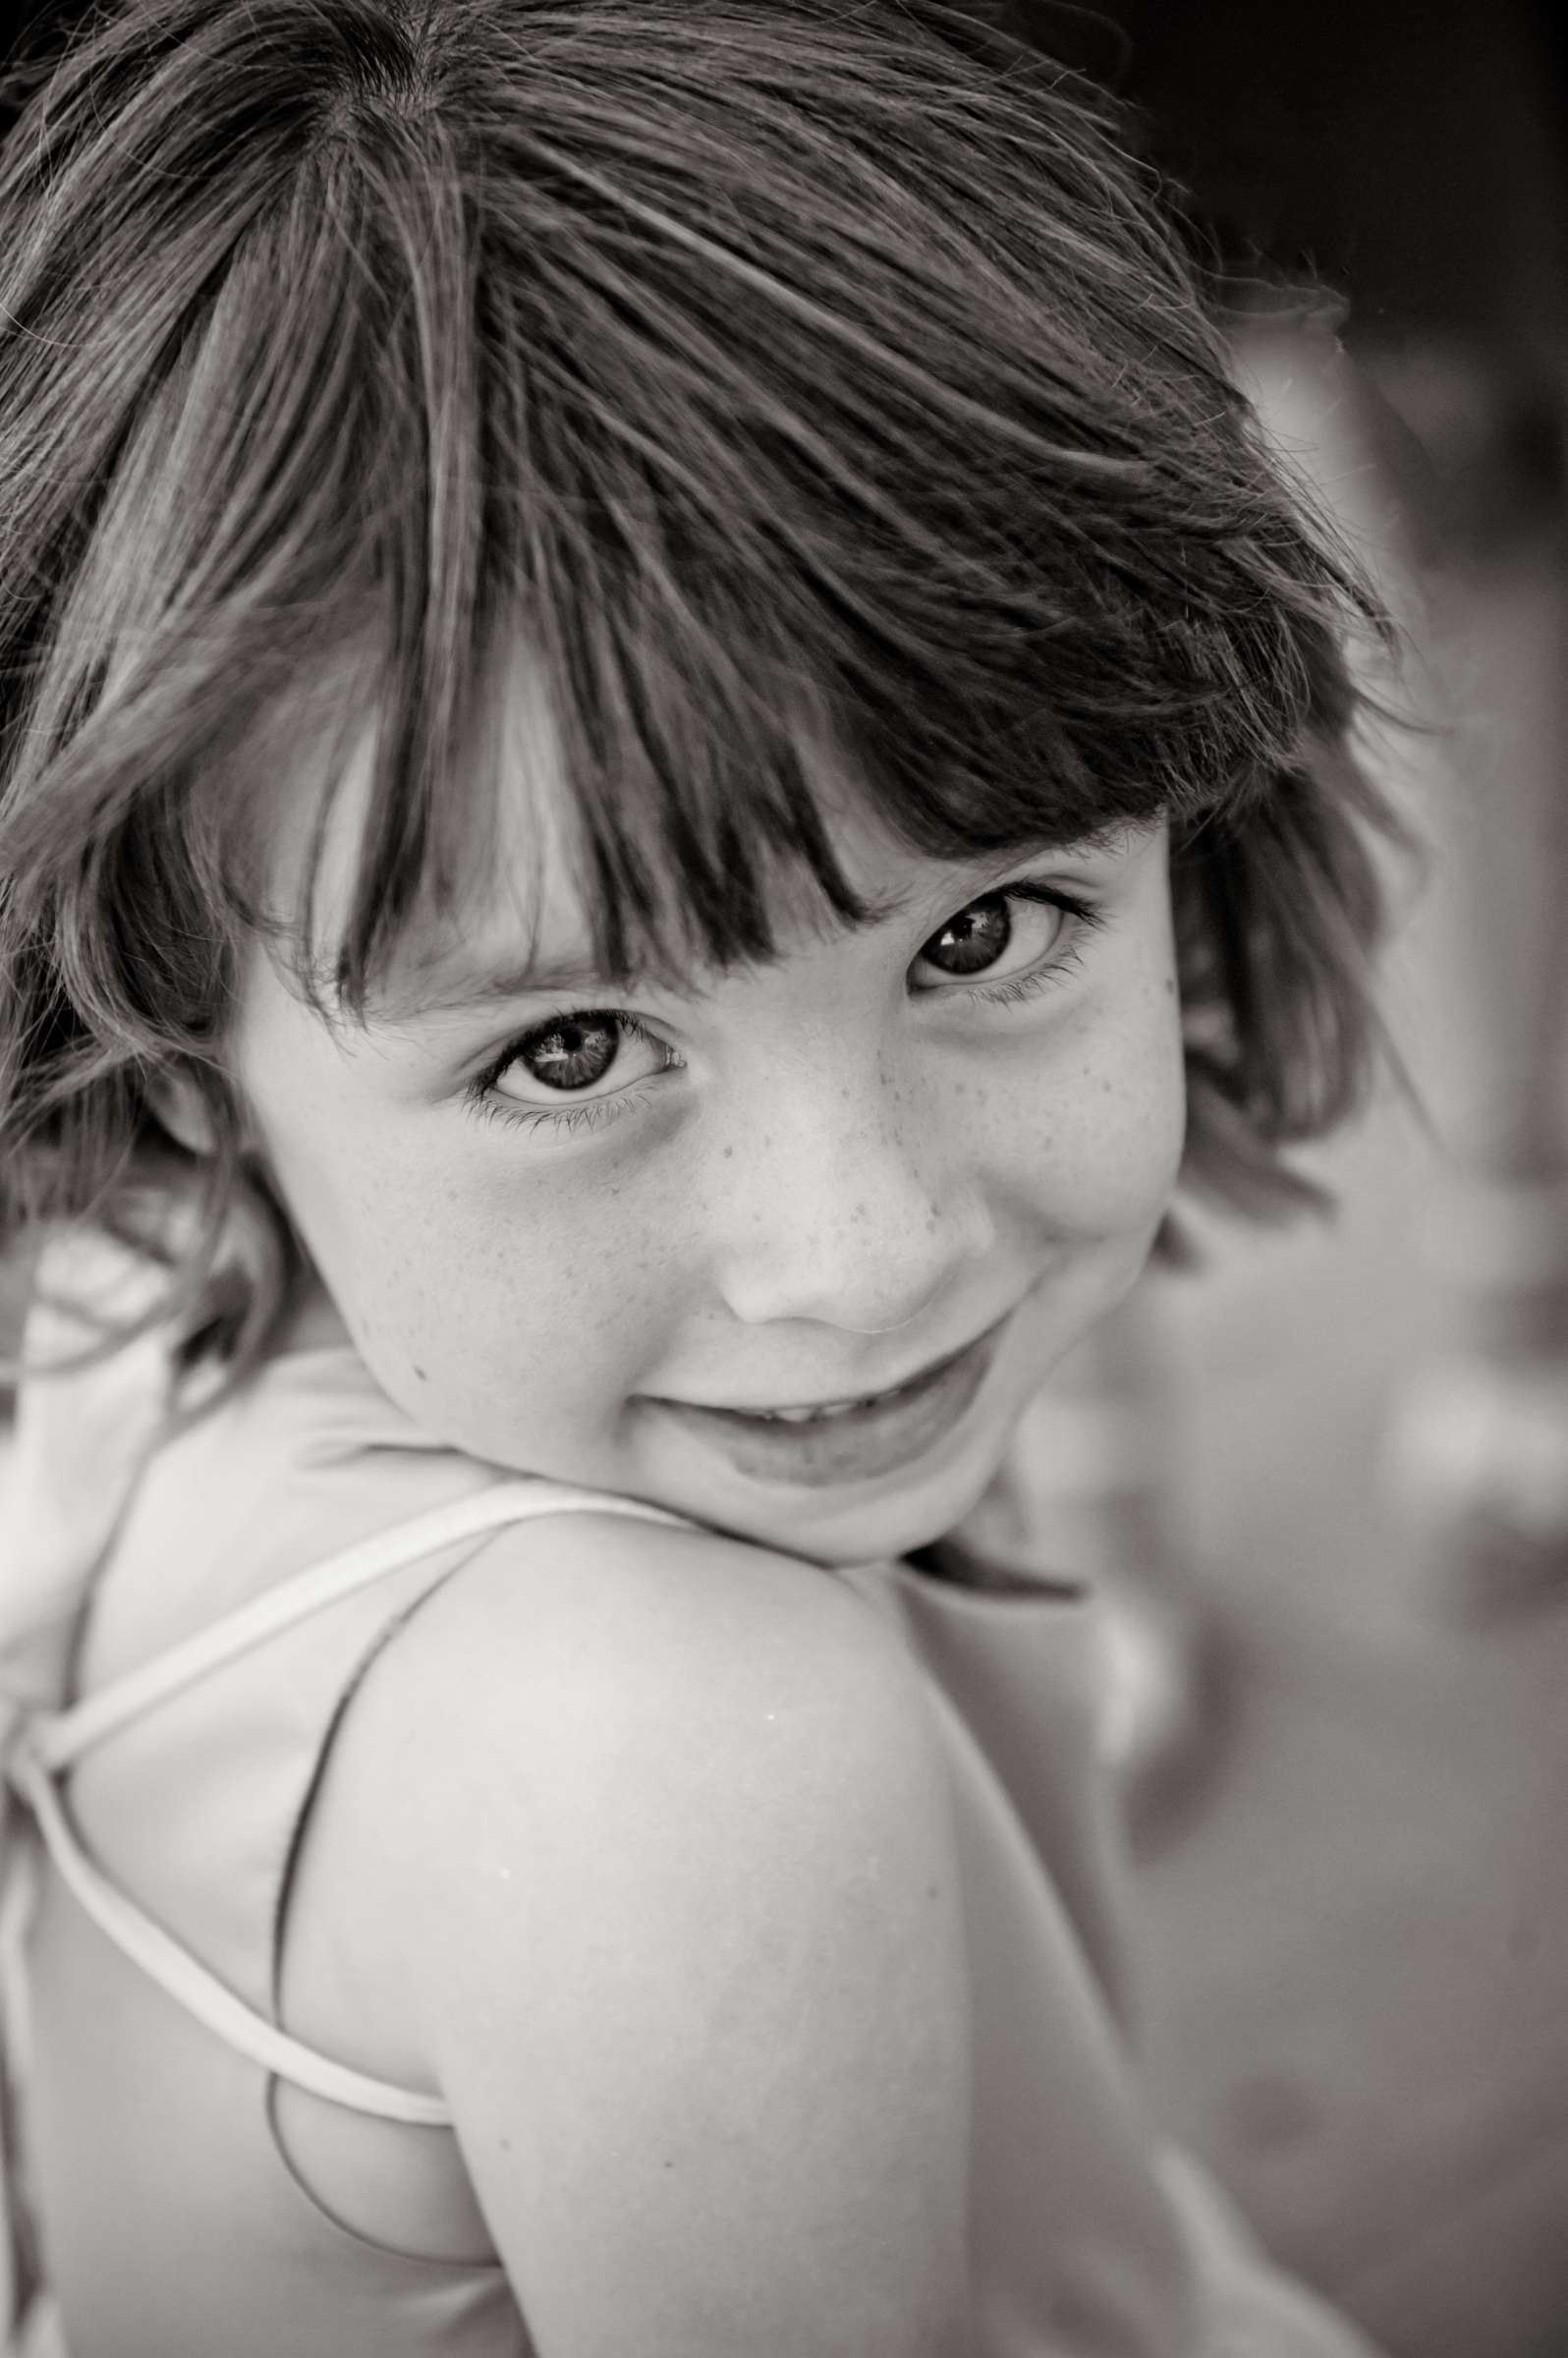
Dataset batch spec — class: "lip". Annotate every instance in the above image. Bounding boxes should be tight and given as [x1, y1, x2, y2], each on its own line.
[642, 1313, 1011, 1491]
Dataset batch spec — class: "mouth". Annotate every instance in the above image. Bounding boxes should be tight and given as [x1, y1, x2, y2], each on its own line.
[641, 1312, 1012, 1491]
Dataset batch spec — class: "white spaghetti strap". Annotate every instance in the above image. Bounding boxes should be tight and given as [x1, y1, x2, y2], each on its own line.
[31, 1480, 689, 1772]
[4, 1478, 693, 2124]
[6, 1740, 452, 2125]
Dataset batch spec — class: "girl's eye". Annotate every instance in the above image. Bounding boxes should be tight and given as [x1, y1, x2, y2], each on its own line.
[911, 883, 1097, 998]
[469, 1011, 677, 1132]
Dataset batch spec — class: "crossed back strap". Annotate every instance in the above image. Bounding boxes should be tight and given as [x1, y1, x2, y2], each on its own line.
[7, 1478, 690, 2125]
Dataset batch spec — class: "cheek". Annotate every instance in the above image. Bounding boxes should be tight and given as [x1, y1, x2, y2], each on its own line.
[309, 1130, 686, 1427]
[234, 1007, 649, 1388]
[1094, 987, 1188, 1213]
[984, 976, 1186, 1241]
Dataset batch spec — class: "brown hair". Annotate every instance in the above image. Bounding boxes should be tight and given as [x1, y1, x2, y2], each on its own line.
[0, 0, 1402, 1382]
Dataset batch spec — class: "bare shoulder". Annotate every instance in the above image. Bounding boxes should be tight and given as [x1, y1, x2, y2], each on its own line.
[365, 1504, 947, 1845]
[361, 1510, 961, 2032]
[354, 1508, 975, 2357]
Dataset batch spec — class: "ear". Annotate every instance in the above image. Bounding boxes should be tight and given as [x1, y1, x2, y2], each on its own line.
[147, 1071, 219, 1159]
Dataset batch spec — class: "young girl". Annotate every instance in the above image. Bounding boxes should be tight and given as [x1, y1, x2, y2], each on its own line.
[0, 2, 1401, 2351]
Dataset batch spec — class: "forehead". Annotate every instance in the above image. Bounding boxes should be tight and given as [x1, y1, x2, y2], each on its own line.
[244, 629, 581, 915]
[244, 631, 895, 1010]
[240, 629, 1149, 1026]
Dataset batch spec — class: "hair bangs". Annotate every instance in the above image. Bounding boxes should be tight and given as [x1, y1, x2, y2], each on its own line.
[1, 0, 1405, 1378]
[265, 0, 1385, 1008]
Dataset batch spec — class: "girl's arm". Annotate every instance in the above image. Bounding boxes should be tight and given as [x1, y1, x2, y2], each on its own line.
[353, 1515, 977, 2358]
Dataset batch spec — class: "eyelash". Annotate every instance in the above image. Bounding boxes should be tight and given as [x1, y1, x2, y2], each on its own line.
[959, 883, 1103, 1007]
[467, 1022, 670, 1140]
[465, 881, 1106, 1139]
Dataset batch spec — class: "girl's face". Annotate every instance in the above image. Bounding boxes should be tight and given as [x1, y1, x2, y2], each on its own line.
[231, 663, 1186, 1567]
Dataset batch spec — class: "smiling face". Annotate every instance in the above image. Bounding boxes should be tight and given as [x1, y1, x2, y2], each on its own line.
[228, 653, 1186, 1568]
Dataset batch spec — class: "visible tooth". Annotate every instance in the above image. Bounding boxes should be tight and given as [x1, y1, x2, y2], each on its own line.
[760, 1398, 868, 1424]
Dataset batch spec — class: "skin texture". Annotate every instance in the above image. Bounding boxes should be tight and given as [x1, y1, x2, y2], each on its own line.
[227, 647, 1187, 1572]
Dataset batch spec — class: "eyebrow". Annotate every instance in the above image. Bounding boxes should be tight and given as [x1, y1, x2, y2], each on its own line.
[376, 824, 1141, 1023]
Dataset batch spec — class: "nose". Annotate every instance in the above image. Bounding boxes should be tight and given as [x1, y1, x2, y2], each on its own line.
[711, 1059, 992, 1335]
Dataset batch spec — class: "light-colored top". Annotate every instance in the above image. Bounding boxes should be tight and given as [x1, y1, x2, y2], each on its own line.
[2, 1338, 1383, 2358]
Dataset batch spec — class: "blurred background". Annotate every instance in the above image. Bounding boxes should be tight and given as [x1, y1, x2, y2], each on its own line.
[5, 2, 1568, 2353]
[981, 6, 1568, 2356]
